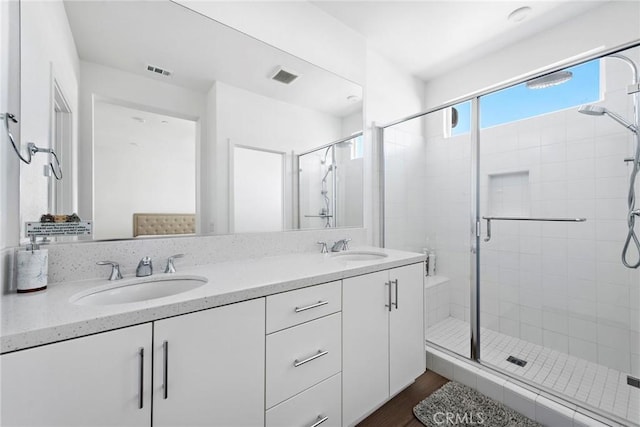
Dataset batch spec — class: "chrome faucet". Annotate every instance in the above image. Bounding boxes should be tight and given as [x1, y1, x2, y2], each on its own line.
[136, 257, 153, 277]
[317, 241, 329, 253]
[164, 254, 185, 273]
[97, 261, 123, 281]
[331, 238, 351, 252]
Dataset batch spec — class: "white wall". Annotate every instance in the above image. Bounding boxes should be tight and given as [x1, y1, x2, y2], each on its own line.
[424, 1, 640, 108]
[0, 0, 20, 251]
[175, 0, 366, 85]
[365, 48, 426, 246]
[19, 0, 79, 239]
[92, 103, 196, 240]
[78, 61, 206, 229]
[209, 80, 343, 234]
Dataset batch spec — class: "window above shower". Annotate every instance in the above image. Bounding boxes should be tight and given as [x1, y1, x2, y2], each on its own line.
[446, 59, 602, 137]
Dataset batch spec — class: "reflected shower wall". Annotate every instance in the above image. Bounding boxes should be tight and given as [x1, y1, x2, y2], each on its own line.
[297, 135, 363, 229]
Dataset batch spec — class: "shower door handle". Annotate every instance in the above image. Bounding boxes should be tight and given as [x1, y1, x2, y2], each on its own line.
[482, 216, 586, 242]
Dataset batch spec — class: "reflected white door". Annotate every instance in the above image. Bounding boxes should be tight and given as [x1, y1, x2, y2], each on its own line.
[232, 145, 284, 233]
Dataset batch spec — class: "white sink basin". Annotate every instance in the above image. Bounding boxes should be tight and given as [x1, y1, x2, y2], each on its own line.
[70, 275, 208, 306]
[331, 251, 389, 262]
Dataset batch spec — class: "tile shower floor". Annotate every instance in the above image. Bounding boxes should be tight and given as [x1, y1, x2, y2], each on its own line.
[427, 317, 640, 426]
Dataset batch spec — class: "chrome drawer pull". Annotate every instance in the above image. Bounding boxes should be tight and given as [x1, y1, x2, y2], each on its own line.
[392, 279, 399, 309]
[294, 350, 329, 367]
[295, 300, 329, 313]
[309, 415, 329, 427]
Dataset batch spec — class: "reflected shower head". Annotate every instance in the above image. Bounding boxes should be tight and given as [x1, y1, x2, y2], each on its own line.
[578, 104, 637, 134]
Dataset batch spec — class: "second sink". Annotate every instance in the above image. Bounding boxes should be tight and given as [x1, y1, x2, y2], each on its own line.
[331, 250, 389, 262]
[71, 275, 207, 306]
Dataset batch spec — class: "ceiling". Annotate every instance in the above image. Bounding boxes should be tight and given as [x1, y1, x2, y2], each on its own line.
[64, 1, 362, 118]
[311, 1, 606, 81]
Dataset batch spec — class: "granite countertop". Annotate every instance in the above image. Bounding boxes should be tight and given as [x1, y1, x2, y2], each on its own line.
[1, 247, 425, 353]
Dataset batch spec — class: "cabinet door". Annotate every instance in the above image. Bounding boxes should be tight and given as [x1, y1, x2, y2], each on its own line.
[153, 298, 265, 427]
[342, 270, 389, 427]
[1, 324, 152, 427]
[389, 263, 426, 395]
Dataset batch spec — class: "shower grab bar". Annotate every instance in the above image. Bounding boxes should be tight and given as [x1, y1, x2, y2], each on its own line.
[304, 214, 333, 218]
[482, 216, 586, 242]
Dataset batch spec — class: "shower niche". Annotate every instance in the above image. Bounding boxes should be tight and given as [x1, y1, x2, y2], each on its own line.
[485, 170, 531, 217]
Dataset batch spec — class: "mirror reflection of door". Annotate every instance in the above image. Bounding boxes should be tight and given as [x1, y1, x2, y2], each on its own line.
[93, 101, 196, 240]
[49, 80, 73, 216]
[231, 146, 284, 233]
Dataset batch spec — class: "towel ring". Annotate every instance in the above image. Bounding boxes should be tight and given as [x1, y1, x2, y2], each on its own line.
[3, 112, 63, 180]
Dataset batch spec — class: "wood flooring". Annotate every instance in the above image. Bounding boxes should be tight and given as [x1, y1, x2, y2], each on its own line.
[356, 370, 449, 427]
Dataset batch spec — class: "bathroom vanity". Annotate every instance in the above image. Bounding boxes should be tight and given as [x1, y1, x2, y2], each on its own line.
[0, 248, 425, 427]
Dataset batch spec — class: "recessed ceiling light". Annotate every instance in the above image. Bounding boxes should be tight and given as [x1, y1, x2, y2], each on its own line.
[508, 6, 532, 23]
[161, 120, 169, 124]
[132, 117, 145, 123]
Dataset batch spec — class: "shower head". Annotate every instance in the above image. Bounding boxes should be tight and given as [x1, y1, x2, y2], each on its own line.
[526, 70, 573, 89]
[578, 104, 638, 134]
[577, 105, 605, 116]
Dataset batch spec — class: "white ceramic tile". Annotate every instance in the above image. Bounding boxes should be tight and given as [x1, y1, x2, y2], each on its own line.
[504, 381, 538, 420]
[476, 370, 505, 403]
[535, 395, 576, 427]
[453, 361, 478, 389]
[573, 411, 610, 427]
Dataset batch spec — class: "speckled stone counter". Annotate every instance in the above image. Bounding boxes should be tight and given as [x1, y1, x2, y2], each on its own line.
[1, 247, 425, 353]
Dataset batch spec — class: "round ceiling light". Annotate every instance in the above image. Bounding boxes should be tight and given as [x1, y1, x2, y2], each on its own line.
[508, 6, 532, 22]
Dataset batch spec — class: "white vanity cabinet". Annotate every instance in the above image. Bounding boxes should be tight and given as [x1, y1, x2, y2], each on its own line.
[0, 298, 265, 427]
[0, 323, 153, 427]
[342, 263, 425, 426]
[265, 281, 342, 427]
[153, 297, 265, 427]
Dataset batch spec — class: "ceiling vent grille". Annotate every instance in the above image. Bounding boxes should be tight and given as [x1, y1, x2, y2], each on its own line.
[271, 67, 299, 85]
[146, 64, 172, 77]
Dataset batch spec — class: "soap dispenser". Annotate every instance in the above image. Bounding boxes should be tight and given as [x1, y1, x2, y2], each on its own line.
[16, 236, 48, 293]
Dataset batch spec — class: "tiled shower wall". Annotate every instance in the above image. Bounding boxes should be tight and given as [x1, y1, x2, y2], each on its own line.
[417, 51, 640, 375]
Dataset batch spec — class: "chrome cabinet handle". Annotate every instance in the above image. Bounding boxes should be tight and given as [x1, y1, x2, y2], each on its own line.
[138, 347, 144, 410]
[385, 281, 392, 312]
[309, 415, 329, 427]
[392, 279, 399, 309]
[295, 300, 329, 313]
[163, 340, 169, 399]
[294, 350, 328, 367]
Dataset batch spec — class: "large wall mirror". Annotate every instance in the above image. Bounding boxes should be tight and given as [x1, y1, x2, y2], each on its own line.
[17, 0, 363, 242]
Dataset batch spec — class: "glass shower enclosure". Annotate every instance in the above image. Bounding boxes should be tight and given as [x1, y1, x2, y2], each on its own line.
[382, 43, 640, 426]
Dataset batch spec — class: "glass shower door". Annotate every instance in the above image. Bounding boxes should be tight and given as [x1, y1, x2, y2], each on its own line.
[477, 48, 640, 425]
[383, 107, 473, 359]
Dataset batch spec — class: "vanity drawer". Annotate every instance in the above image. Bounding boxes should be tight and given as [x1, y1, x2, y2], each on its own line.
[266, 281, 341, 333]
[266, 373, 341, 427]
[266, 312, 341, 408]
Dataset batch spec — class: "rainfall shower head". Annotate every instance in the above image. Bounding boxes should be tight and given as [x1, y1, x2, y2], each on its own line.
[578, 104, 638, 134]
[526, 71, 573, 89]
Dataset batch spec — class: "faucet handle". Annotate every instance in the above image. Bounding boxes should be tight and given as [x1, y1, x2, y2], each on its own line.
[165, 254, 185, 273]
[342, 238, 351, 251]
[317, 241, 328, 254]
[97, 261, 123, 281]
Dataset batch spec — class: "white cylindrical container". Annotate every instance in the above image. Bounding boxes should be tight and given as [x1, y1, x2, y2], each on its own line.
[428, 251, 437, 277]
[16, 249, 48, 293]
